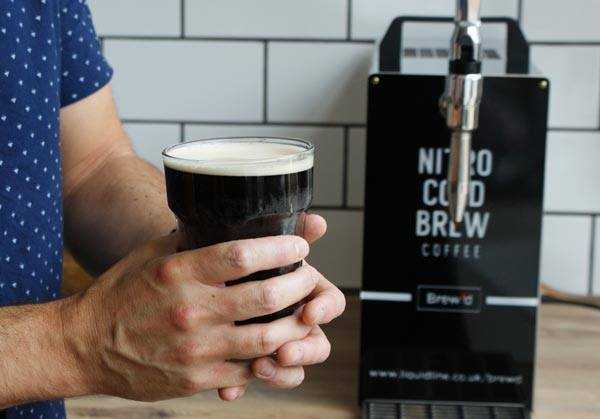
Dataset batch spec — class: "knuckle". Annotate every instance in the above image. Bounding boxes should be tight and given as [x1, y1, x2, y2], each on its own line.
[301, 265, 319, 287]
[169, 305, 196, 332]
[259, 326, 278, 354]
[259, 283, 280, 313]
[156, 258, 179, 283]
[227, 243, 254, 272]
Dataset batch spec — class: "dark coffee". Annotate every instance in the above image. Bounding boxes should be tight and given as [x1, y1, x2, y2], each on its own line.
[163, 138, 314, 323]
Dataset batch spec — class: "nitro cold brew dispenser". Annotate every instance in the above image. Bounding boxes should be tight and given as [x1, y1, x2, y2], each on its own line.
[359, 16, 549, 419]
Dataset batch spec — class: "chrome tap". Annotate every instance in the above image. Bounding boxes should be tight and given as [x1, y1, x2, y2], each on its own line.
[439, 0, 483, 223]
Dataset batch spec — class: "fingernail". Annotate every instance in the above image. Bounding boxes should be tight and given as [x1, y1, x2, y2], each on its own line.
[294, 238, 309, 257]
[256, 358, 276, 379]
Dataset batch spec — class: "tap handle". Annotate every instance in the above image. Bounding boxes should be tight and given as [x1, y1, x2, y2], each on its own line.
[451, 0, 483, 68]
[456, 0, 482, 24]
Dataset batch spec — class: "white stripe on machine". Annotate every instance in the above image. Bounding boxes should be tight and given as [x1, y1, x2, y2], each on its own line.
[360, 292, 538, 307]
[485, 296, 539, 307]
[360, 291, 413, 302]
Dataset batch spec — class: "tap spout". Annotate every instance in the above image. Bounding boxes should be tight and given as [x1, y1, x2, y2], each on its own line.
[440, 0, 483, 224]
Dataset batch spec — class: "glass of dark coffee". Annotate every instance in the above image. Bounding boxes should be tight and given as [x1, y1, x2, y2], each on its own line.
[163, 137, 314, 324]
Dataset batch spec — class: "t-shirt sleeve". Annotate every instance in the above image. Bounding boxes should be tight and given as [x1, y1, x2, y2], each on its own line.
[59, 0, 113, 107]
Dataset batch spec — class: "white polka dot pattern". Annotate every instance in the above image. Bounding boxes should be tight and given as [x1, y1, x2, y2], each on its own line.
[0, 1, 112, 418]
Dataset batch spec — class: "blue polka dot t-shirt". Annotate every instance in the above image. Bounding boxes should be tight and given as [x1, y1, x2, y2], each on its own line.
[0, 0, 113, 418]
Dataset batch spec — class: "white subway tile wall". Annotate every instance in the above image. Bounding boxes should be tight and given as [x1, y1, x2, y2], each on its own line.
[88, 0, 182, 37]
[268, 42, 372, 124]
[530, 46, 600, 129]
[90, 0, 600, 292]
[124, 123, 181, 170]
[105, 40, 264, 121]
[594, 218, 600, 295]
[540, 216, 591, 295]
[185, 0, 348, 39]
[545, 132, 600, 213]
[351, 0, 520, 40]
[523, 0, 600, 42]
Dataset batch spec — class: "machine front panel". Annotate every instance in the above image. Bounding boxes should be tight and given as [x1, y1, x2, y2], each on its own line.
[360, 74, 548, 410]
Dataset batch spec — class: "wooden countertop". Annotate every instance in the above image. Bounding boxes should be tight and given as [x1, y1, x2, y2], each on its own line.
[65, 294, 600, 418]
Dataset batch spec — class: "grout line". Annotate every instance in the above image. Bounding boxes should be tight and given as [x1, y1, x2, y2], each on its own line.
[346, 0, 352, 41]
[180, 0, 185, 39]
[517, 0, 524, 26]
[598, 53, 600, 130]
[121, 120, 597, 133]
[263, 41, 268, 124]
[549, 127, 600, 132]
[179, 123, 185, 143]
[121, 118, 368, 128]
[117, 120, 599, 134]
[342, 127, 350, 207]
[545, 211, 600, 217]
[123, 120, 182, 126]
[100, 35, 375, 44]
[99, 36, 105, 55]
[589, 216, 597, 295]
[531, 41, 600, 46]
[351, 37, 377, 43]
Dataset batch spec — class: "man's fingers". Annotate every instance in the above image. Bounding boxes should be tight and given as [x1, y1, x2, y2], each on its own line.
[218, 385, 247, 402]
[276, 326, 331, 367]
[209, 362, 253, 389]
[301, 268, 346, 326]
[225, 312, 312, 360]
[298, 213, 327, 244]
[159, 235, 309, 286]
[181, 362, 251, 396]
[252, 358, 305, 389]
[216, 265, 318, 322]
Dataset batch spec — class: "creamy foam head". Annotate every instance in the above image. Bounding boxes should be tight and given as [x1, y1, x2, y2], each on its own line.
[163, 138, 314, 176]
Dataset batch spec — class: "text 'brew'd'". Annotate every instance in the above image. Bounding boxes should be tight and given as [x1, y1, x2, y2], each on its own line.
[163, 138, 314, 323]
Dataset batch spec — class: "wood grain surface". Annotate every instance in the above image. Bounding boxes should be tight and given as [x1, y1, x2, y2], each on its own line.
[61, 255, 600, 418]
[63, 300, 600, 418]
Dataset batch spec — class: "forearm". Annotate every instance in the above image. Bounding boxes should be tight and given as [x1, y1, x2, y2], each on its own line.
[0, 296, 92, 408]
[64, 148, 176, 275]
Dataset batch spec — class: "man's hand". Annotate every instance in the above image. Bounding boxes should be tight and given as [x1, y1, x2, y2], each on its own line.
[219, 214, 346, 401]
[63, 233, 326, 401]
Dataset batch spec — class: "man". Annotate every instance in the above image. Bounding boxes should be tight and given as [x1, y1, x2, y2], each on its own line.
[0, 1, 346, 418]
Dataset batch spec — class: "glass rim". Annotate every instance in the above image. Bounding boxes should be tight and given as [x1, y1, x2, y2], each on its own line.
[162, 137, 315, 167]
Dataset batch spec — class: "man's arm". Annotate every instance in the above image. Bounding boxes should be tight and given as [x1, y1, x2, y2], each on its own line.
[0, 299, 91, 409]
[60, 84, 345, 398]
[61, 84, 176, 275]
